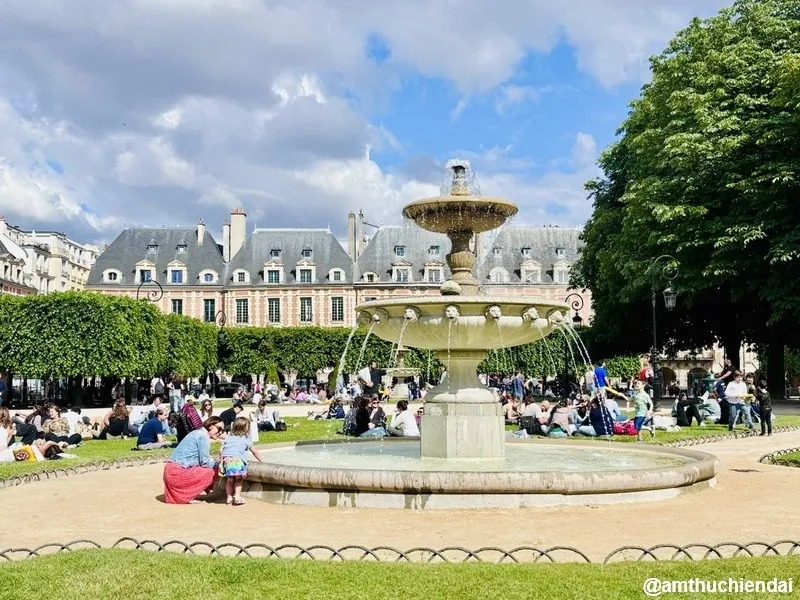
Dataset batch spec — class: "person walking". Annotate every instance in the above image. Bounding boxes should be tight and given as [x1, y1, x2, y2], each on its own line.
[756, 378, 772, 436]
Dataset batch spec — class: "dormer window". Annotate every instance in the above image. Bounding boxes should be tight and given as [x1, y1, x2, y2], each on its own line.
[394, 246, 405, 257]
[556, 247, 566, 258]
[429, 245, 440, 257]
[147, 240, 158, 254]
[299, 268, 313, 284]
[176, 239, 187, 254]
[301, 248, 312, 259]
[493, 247, 501, 256]
[522, 247, 531, 258]
[270, 248, 281, 258]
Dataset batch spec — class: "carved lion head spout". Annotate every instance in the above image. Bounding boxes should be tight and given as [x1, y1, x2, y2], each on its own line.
[371, 308, 389, 324]
[521, 307, 539, 323]
[444, 305, 461, 320]
[485, 305, 502, 320]
[548, 310, 566, 326]
[404, 306, 420, 322]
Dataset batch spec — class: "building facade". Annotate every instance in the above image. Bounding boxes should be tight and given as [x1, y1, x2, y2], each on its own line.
[86, 209, 592, 327]
[0, 216, 99, 294]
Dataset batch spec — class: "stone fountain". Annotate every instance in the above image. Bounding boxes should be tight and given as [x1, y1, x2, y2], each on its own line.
[383, 346, 420, 401]
[243, 161, 719, 510]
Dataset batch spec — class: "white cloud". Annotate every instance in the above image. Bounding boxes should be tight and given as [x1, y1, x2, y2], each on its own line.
[0, 0, 727, 243]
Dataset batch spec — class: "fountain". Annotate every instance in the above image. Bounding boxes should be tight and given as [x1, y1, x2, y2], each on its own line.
[244, 160, 718, 509]
[383, 346, 421, 401]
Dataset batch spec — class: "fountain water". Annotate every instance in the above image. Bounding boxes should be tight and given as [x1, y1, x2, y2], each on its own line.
[244, 160, 719, 509]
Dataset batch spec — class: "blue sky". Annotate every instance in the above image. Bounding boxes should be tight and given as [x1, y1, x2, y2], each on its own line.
[0, 0, 728, 245]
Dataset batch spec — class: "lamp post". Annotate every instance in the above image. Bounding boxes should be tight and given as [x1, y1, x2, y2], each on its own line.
[136, 279, 164, 303]
[563, 293, 585, 396]
[649, 255, 678, 408]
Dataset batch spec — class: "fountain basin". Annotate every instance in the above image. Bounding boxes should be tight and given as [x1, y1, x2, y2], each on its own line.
[356, 296, 568, 350]
[402, 195, 518, 234]
[243, 439, 719, 509]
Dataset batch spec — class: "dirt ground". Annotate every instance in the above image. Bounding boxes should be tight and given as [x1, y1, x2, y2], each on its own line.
[2, 432, 799, 562]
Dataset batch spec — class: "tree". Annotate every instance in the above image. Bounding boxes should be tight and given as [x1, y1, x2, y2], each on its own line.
[163, 314, 218, 377]
[573, 0, 800, 396]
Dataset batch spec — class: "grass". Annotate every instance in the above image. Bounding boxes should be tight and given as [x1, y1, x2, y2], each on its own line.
[771, 450, 800, 467]
[1, 549, 799, 600]
[4, 413, 799, 480]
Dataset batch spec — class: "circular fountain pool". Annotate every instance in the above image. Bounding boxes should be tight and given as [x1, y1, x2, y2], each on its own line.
[243, 439, 719, 510]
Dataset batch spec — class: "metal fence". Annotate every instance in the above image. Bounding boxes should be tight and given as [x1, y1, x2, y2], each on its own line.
[759, 446, 800, 465]
[1, 538, 800, 564]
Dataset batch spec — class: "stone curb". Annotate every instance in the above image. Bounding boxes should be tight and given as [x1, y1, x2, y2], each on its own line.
[659, 425, 800, 448]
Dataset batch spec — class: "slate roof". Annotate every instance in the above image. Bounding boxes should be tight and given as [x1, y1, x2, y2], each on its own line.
[477, 227, 582, 284]
[87, 227, 225, 286]
[355, 225, 452, 283]
[226, 229, 352, 285]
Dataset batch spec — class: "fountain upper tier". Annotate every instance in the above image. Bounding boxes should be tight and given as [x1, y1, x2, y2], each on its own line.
[402, 195, 518, 235]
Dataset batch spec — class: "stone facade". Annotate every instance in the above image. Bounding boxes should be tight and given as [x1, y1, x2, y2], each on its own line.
[86, 209, 592, 327]
[0, 216, 99, 294]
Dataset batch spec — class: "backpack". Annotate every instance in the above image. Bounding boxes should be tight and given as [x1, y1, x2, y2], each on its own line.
[154, 379, 165, 395]
[275, 421, 287, 432]
[613, 421, 638, 436]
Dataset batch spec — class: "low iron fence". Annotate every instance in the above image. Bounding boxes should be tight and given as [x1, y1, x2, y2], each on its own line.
[1, 538, 799, 564]
[759, 446, 800, 465]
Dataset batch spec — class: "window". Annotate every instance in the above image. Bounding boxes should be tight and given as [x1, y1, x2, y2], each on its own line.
[203, 273, 214, 283]
[394, 268, 409, 283]
[236, 299, 249, 324]
[147, 244, 157, 254]
[365, 273, 376, 283]
[301, 248, 312, 258]
[107, 272, 118, 282]
[331, 297, 344, 322]
[299, 268, 312, 283]
[555, 270, 569, 284]
[140, 269, 152, 283]
[268, 298, 281, 323]
[394, 246, 405, 257]
[171, 299, 183, 315]
[171, 270, 184, 284]
[203, 299, 215, 323]
[300, 297, 313, 323]
[427, 269, 442, 283]
[270, 249, 281, 258]
[364, 296, 377, 302]
[556, 247, 566, 258]
[429, 245, 440, 257]
[237, 271, 246, 283]
[332, 270, 342, 282]
[522, 270, 539, 283]
[177, 244, 186, 254]
[493, 247, 501, 256]
[267, 269, 280, 284]
[489, 267, 509, 283]
[522, 247, 531, 258]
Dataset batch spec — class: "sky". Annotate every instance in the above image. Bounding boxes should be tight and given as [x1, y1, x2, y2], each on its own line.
[0, 0, 729, 247]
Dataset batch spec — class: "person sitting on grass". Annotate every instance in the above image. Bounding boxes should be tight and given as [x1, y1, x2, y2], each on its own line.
[219, 402, 244, 433]
[673, 391, 704, 427]
[42, 405, 82, 447]
[199, 398, 214, 421]
[577, 398, 615, 437]
[354, 396, 386, 437]
[632, 381, 655, 443]
[503, 396, 521, 425]
[163, 416, 224, 504]
[545, 399, 575, 437]
[136, 408, 173, 450]
[252, 399, 281, 431]
[95, 400, 130, 440]
[387, 400, 420, 437]
[219, 416, 263, 506]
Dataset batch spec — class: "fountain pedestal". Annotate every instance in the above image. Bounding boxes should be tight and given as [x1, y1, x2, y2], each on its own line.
[421, 350, 505, 460]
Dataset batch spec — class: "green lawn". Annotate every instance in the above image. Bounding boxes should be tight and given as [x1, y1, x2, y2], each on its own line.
[1, 549, 799, 600]
[770, 450, 800, 466]
[3, 414, 799, 481]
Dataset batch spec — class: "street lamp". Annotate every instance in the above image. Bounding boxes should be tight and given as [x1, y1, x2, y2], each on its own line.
[563, 292, 585, 396]
[136, 279, 164, 303]
[649, 256, 679, 408]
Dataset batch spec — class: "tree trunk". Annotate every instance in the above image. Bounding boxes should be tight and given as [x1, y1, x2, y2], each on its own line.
[723, 335, 742, 371]
[766, 326, 786, 400]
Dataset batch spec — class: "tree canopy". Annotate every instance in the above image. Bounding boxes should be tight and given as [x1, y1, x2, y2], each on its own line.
[572, 0, 800, 392]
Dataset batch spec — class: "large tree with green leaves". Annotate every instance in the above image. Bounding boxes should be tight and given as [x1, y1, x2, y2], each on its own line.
[573, 0, 800, 396]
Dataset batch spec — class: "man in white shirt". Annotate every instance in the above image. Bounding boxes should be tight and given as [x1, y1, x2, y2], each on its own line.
[63, 407, 82, 435]
[387, 400, 420, 437]
[724, 371, 753, 431]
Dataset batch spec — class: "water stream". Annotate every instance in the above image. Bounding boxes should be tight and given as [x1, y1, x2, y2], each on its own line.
[535, 324, 558, 378]
[356, 321, 377, 373]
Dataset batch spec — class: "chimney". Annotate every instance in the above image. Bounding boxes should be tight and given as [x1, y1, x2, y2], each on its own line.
[230, 208, 247, 260]
[347, 211, 356, 261]
[222, 219, 231, 262]
[357, 210, 366, 257]
[197, 219, 205, 244]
